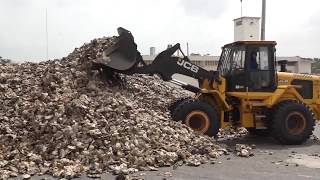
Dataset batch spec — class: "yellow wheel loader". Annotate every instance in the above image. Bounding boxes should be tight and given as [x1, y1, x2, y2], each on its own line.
[96, 27, 318, 145]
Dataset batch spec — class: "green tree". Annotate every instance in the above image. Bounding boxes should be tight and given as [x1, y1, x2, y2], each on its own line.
[311, 58, 320, 74]
[0, 56, 11, 64]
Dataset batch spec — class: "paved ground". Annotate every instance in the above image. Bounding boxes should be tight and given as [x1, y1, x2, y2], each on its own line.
[23, 124, 320, 180]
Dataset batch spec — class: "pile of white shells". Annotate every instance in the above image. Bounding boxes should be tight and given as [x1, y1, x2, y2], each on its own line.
[217, 127, 248, 140]
[0, 37, 226, 178]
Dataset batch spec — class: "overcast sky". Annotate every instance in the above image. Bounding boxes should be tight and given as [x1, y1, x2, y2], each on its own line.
[0, 0, 319, 62]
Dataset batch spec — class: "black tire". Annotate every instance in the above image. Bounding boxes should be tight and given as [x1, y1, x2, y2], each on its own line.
[271, 101, 315, 145]
[247, 128, 270, 136]
[172, 99, 219, 137]
[168, 97, 192, 119]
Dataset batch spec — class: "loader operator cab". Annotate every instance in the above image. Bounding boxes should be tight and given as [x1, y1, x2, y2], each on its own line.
[217, 41, 277, 92]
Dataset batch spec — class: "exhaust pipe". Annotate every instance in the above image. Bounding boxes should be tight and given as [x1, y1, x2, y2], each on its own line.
[278, 60, 288, 72]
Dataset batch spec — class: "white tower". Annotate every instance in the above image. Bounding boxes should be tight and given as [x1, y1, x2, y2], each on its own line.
[150, 47, 156, 56]
[234, 17, 260, 41]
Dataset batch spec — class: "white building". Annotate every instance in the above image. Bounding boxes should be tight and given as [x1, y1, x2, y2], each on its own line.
[234, 17, 260, 41]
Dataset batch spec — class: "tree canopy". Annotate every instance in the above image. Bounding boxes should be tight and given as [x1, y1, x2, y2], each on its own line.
[311, 58, 320, 74]
[0, 56, 11, 64]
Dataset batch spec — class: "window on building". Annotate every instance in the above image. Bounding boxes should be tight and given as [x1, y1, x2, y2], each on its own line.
[236, 21, 242, 26]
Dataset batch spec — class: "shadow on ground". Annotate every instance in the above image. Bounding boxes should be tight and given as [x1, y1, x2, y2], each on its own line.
[217, 132, 320, 152]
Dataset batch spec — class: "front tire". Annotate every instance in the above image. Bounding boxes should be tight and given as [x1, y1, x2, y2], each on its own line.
[172, 99, 219, 137]
[168, 97, 192, 119]
[271, 101, 315, 145]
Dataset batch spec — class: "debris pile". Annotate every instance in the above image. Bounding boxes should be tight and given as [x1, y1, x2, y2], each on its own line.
[0, 37, 225, 178]
[235, 144, 254, 157]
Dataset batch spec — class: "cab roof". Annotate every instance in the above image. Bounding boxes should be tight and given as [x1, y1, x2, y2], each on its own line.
[223, 41, 277, 48]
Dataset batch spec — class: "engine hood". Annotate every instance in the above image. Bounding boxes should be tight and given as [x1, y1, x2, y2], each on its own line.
[277, 72, 320, 85]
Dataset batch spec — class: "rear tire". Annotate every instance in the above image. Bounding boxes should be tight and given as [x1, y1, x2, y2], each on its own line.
[271, 101, 315, 145]
[168, 97, 192, 119]
[172, 99, 219, 137]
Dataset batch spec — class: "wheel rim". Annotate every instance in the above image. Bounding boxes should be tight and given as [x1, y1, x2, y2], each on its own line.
[285, 112, 306, 135]
[185, 110, 210, 133]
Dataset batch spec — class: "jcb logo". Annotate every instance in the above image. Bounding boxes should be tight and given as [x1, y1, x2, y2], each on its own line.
[177, 59, 199, 73]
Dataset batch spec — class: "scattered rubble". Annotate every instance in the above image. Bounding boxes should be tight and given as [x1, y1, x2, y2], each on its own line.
[0, 36, 226, 178]
[259, 150, 273, 155]
[235, 144, 254, 157]
[21, 174, 31, 179]
[157, 171, 173, 178]
[217, 127, 248, 140]
[310, 134, 319, 141]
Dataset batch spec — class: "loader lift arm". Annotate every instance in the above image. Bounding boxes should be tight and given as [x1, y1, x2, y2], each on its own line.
[95, 27, 219, 93]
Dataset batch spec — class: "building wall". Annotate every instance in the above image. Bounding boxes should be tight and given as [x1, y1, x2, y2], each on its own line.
[188, 55, 219, 71]
[234, 17, 260, 41]
[276, 63, 298, 73]
[298, 60, 312, 74]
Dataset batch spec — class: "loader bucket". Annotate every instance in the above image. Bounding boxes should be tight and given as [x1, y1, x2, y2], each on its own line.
[99, 27, 138, 72]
